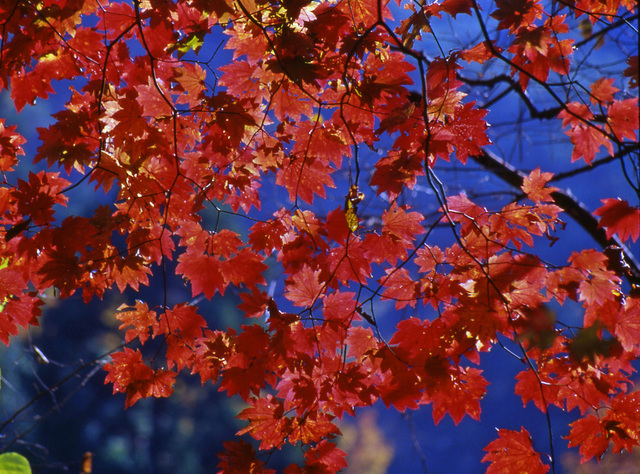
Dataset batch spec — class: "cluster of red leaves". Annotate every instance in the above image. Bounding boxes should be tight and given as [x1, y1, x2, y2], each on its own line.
[559, 95, 639, 164]
[0, 0, 638, 472]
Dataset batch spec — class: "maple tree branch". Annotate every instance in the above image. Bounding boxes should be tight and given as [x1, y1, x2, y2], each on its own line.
[550, 144, 640, 182]
[470, 149, 640, 286]
[459, 73, 563, 120]
[573, 13, 640, 49]
[469, 0, 625, 146]
[0, 346, 116, 452]
[403, 412, 430, 474]
[553, 0, 637, 25]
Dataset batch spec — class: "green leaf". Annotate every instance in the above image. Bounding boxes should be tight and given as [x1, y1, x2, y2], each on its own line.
[0, 453, 32, 474]
[0, 258, 10, 312]
[176, 35, 204, 57]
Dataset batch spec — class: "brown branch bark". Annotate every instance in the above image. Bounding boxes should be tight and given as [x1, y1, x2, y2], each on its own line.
[471, 149, 640, 286]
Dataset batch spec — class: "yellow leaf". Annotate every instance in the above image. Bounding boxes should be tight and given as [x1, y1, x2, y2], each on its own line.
[346, 200, 359, 232]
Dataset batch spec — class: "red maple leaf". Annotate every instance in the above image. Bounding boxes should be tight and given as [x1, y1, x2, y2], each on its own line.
[221, 248, 268, 288]
[322, 290, 357, 323]
[559, 103, 614, 163]
[288, 412, 341, 445]
[109, 255, 152, 293]
[614, 297, 640, 353]
[135, 79, 174, 117]
[431, 367, 489, 425]
[448, 102, 491, 163]
[482, 427, 550, 473]
[521, 168, 557, 203]
[285, 265, 324, 308]
[111, 93, 148, 139]
[302, 440, 348, 472]
[377, 368, 423, 412]
[276, 157, 336, 205]
[238, 288, 270, 318]
[370, 150, 424, 199]
[382, 203, 425, 242]
[607, 99, 639, 142]
[440, 0, 474, 17]
[103, 348, 176, 408]
[567, 250, 621, 309]
[506, 16, 573, 89]
[566, 123, 613, 164]
[606, 391, 640, 454]
[0, 293, 43, 345]
[159, 303, 206, 343]
[221, 325, 277, 399]
[11, 68, 56, 113]
[237, 395, 290, 450]
[515, 367, 562, 412]
[96, 1, 136, 40]
[0, 120, 26, 172]
[114, 301, 159, 344]
[173, 63, 207, 108]
[577, 269, 620, 307]
[590, 78, 618, 104]
[36, 251, 82, 298]
[491, 0, 543, 32]
[380, 268, 420, 310]
[460, 41, 498, 64]
[217, 440, 275, 474]
[594, 198, 640, 243]
[346, 326, 379, 360]
[15, 171, 69, 226]
[176, 253, 226, 299]
[565, 415, 609, 462]
[0, 266, 27, 302]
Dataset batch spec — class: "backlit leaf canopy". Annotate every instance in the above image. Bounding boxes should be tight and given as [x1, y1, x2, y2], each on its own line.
[0, 0, 638, 471]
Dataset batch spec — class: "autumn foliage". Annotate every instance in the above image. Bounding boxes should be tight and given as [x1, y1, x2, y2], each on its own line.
[0, 0, 639, 471]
